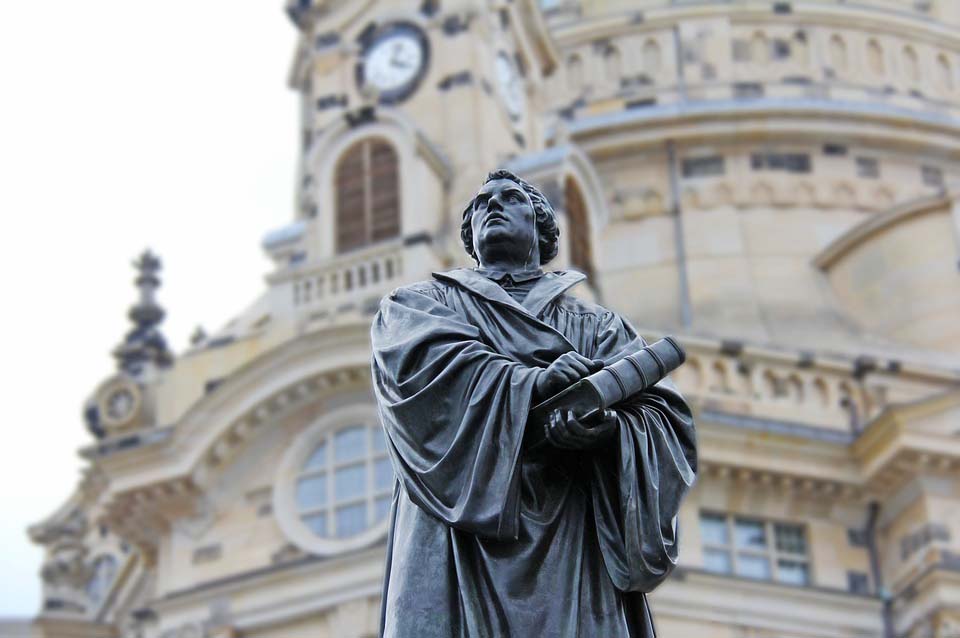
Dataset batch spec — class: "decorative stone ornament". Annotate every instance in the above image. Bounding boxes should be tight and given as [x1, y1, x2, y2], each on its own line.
[94, 375, 143, 432]
[112, 250, 173, 376]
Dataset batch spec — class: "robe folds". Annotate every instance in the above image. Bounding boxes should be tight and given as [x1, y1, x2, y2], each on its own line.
[371, 268, 697, 638]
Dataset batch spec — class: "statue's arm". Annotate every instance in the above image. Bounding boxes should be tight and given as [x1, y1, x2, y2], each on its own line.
[587, 311, 699, 592]
[371, 286, 541, 540]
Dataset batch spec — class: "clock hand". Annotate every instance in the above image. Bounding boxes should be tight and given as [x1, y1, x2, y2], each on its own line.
[391, 58, 411, 69]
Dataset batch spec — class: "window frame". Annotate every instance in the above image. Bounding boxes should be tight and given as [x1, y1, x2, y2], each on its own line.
[563, 177, 595, 281]
[85, 553, 120, 615]
[274, 403, 395, 556]
[681, 155, 725, 178]
[294, 423, 393, 539]
[855, 156, 880, 179]
[700, 510, 813, 587]
[334, 138, 402, 254]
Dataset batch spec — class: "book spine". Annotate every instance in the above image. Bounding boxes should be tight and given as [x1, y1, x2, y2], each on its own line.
[587, 337, 686, 407]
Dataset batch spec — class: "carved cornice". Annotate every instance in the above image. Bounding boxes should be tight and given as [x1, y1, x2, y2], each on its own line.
[853, 391, 960, 494]
[654, 568, 884, 637]
[192, 366, 370, 485]
[813, 191, 958, 270]
[504, 0, 560, 76]
[99, 477, 200, 565]
[96, 359, 372, 561]
[654, 333, 960, 496]
[547, 2, 960, 49]
[30, 507, 87, 547]
[560, 99, 960, 160]
[697, 460, 865, 502]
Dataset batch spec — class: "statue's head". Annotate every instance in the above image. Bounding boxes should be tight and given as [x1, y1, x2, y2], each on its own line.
[461, 169, 560, 267]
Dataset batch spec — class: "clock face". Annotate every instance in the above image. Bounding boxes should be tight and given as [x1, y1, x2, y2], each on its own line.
[106, 389, 135, 422]
[495, 52, 524, 120]
[360, 24, 429, 103]
[96, 377, 142, 430]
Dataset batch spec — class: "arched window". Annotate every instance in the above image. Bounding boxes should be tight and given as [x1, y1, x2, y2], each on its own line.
[294, 422, 393, 540]
[829, 35, 848, 72]
[86, 555, 118, 607]
[335, 139, 400, 253]
[564, 178, 594, 280]
[792, 32, 809, 66]
[642, 39, 661, 76]
[937, 53, 954, 91]
[867, 39, 885, 75]
[604, 46, 621, 83]
[567, 54, 583, 91]
[751, 32, 769, 65]
[903, 45, 920, 83]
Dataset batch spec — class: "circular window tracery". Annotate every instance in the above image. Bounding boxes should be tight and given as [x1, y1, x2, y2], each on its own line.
[275, 403, 396, 556]
[294, 423, 393, 539]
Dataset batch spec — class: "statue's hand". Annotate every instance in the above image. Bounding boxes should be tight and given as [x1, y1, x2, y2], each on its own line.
[544, 408, 618, 450]
[535, 352, 604, 400]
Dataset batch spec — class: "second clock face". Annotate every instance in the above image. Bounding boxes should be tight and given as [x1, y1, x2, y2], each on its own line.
[360, 23, 429, 103]
[495, 52, 524, 120]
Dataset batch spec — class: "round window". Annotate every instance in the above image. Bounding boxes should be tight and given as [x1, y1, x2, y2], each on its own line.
[295, 424, 393, 538]
[274, 404, 396, 556]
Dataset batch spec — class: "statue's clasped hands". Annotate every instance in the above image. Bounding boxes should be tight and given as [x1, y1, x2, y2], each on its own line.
[535, 352, 618, 450]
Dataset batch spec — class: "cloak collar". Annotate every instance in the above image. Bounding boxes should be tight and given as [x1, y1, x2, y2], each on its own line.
[474, 267, 544, 284]
[432, 268, 586, 319]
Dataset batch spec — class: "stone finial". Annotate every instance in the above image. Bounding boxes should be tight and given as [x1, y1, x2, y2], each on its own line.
[112, 250, 173, 375]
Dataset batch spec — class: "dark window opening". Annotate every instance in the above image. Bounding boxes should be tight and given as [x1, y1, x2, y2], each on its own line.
[773, 40, 791, 60]
[823, 144, 848, 156]
[335, 139, 401, 253]
[564, 178, 595, 281]
[922, 165, 944, 187]
[732, 40, 750, 62]
[847, 528, 867, 547]
[856, 157, 880, 179]
[682, 156, 725, 178]
[751, 152, 811, 173]
[847, 571, 870, 595]
[734, 82, 764, 99]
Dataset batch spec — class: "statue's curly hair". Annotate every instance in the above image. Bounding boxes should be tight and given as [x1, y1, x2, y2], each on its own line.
[461, 169, 560, 265]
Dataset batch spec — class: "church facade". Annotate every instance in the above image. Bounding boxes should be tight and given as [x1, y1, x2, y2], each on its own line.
[27, 1, 960, 637]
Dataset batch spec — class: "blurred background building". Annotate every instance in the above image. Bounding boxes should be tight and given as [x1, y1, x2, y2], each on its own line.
[21, 0, 960, 636]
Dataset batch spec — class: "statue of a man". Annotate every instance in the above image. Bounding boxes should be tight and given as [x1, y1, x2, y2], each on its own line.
[371, 169, 697, 637]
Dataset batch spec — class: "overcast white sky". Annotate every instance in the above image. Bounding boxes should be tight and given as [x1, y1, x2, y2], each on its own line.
[0, 1, 298, 616]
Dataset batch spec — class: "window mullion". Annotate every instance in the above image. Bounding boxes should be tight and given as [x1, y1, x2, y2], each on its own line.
[728, 516, 737, 575]
[363, 141, 373, 245]
[367, 426, 375, 525]
[326, 434, 334, 534]
[768, 521, 779, 581]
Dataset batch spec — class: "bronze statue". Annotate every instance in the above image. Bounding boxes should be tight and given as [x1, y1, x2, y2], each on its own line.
[371, 169, 698, 637]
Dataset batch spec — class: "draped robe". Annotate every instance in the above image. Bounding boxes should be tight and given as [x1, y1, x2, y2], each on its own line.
[371, 268, 697, 638]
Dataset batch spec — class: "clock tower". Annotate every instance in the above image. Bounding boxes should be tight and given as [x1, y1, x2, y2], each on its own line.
[270, 0, 559, 289]
[26, 1, 960, 637]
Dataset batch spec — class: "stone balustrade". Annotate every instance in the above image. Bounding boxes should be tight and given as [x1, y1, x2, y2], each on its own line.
[670, 340, 898, 433]
[290, 242, 405, 311]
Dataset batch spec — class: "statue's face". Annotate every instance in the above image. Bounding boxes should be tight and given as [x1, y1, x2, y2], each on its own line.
[470, 178, 538, 266]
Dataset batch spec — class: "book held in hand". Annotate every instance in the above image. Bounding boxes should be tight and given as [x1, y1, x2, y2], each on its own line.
[525, 336, 686, 450]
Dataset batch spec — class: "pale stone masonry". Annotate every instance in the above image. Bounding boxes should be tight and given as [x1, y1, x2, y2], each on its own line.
[27, 1, 960, 637]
